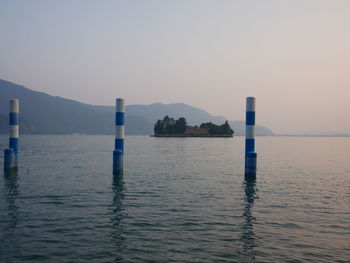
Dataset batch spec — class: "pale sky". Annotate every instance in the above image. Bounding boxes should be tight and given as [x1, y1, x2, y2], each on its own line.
[0, 0, 349, 134]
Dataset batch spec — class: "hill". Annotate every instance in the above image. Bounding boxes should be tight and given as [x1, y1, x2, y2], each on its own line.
[0, 79, 274, 135]
[0, 79, 151, 134]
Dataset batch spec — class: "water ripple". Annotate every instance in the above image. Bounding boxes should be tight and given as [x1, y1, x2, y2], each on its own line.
[0, 135, 349, 262]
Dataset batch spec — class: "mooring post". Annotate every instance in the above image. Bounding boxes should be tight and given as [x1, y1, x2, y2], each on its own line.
[9, 99, 19, 155]
[113, 98, 125, 175]
[245, 97, 257, 177]
[4, 99, 19, 173]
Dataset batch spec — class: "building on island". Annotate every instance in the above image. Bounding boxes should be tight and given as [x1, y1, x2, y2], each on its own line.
[185, 126, 209, 135]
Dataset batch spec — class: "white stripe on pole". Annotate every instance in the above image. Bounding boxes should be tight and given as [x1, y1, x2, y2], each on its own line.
[116, 98, 125, 112]
[10, 99, 19, 113]
[9, 126, 19, 138]
[245, 125, 255, 139]
[115, 125, 125, 139]
[246, 97, 255, 111]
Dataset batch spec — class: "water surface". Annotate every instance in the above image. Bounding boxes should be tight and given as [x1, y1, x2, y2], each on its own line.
[0, 135, 349, 262]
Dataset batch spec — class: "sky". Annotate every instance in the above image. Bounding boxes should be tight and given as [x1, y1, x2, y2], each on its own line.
[0, 0, 349, 134]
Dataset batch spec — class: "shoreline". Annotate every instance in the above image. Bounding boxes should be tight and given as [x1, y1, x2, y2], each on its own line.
[151, 134, 233, 138]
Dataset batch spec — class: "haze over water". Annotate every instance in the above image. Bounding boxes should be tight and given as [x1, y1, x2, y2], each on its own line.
[0, 135, 349, 262]
[1, 1, 350, 134]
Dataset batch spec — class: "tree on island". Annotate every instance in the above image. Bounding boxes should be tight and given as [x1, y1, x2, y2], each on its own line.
[200, 121, 234, 135]
[154, 116, 234, 136]
[154, 116, 187, 135]
[174, 117, 187, 134]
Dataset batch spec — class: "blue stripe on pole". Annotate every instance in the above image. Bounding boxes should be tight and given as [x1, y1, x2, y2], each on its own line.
[4, 149, 15, 164]
[246, 111, 255, 125]
[9, 112, 19, 125]
[9, 138, 19, 154]
[245, 167, 256, 177]
[115, 138, 124, 152]
[245, 138, 255, 154]
[4, 148, 17, 172]
[115, 112, 125, 126]
[245, 151, 257, 177]
[113, 149, 123, 175]
[246, 151, 257, 158]
[246, 152, 257, 165]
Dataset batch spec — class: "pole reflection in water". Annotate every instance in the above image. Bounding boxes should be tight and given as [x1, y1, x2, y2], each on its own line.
[111, 175, 126, 262]
[241, 177, 258, 261]
[2, 172, 20, 259]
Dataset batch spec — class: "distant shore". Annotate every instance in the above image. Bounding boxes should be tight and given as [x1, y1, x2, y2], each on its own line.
[151, 134, 233, 138]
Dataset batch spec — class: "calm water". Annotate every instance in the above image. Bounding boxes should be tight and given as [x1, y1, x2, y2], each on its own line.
[0, 135, 349, 263]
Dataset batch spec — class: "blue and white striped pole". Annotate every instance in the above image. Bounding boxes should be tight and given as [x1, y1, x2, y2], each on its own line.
[113, 98, 125, 175]
[9, 99, 19, 155]
[245, 97, 257, 177]
[4, 99, 19, 173]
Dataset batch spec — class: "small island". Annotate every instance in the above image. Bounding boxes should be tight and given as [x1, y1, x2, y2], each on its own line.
[152, 116, 234, 137]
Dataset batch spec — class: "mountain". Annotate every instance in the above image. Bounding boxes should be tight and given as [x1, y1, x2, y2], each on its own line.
[229, 120, 274, 136]
[0, 79, 274, 135]
[127, 103, 226, 125]
[0, 79, 151, 135]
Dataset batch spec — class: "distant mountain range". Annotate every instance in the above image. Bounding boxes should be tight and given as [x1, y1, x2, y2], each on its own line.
[0, 79, 274, 135]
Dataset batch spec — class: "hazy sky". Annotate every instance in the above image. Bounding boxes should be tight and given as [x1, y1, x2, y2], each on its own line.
[1, 0, 349, 134]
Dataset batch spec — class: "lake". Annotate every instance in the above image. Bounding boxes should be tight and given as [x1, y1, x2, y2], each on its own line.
[0, 135, 349, 262]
